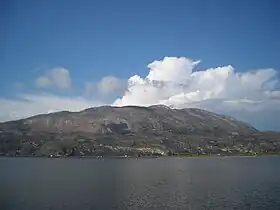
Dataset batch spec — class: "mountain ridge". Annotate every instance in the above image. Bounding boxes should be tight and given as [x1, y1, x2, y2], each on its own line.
[0, 105, 279, 157]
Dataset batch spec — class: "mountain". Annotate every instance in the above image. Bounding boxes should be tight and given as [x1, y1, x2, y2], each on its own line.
[0, 105, 279, 157]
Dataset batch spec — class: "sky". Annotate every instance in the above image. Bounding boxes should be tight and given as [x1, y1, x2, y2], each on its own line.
[1, 0, 280, 131]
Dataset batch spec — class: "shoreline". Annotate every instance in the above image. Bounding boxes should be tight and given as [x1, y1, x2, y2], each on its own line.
[1, 153, 279, 160]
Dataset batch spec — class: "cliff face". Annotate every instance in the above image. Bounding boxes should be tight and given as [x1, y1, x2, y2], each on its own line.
[0, 105, 279, 157]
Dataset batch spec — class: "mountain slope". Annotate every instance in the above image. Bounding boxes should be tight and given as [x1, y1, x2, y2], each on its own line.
[0, 105, 279, 157]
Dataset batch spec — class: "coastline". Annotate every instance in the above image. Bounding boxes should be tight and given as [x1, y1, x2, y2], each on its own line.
[1, 153, 279, 160]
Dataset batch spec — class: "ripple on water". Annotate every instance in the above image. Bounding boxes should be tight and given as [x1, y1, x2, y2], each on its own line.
[1, 156, 280, 210]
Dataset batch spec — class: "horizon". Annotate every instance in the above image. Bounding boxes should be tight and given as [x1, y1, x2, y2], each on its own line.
[1, 0, 280, 131]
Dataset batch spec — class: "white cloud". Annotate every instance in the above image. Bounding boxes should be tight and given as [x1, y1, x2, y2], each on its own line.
[97, 76, 126, 96]
[265, 90, 280, 99]
[113, 56, 280, 130]
[83, 76, 126, 100]
[35, 76, 52, 88]
[1, 57, 280, 130]
[113, 57, 280, 109]
[146, 57, 200, 83]
[35, 67, 72, 90]
[0, 94, 103, 122]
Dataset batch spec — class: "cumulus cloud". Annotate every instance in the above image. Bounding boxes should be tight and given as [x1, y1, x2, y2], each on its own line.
[35, 67, 72, 90]
[113, 57, 280, 130]
[97, 76, 126, 96]
[1, 56, 280, 130]
[113, 57, 280, 109]
[0, 94, 103, 122]
[84, 76, 126, 100]
[36, 76, 52, 88]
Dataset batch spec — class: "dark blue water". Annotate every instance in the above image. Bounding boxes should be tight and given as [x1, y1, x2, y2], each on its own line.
[1, 156, 280, 210]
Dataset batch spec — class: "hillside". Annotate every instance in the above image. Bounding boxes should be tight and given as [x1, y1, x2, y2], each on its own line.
[0, 105, 279, 157]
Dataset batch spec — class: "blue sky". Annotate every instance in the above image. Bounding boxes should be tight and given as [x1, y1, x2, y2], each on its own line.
[1, 0, 280, 130]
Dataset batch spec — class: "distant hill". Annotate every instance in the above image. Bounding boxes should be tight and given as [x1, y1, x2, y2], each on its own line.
[0, 105, 279, 157]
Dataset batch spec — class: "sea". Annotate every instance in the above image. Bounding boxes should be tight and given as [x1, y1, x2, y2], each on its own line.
[1, 156, 280, 210]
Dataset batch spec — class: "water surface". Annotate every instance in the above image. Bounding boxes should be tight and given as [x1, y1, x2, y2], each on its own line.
[1, 156, 280, 210]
